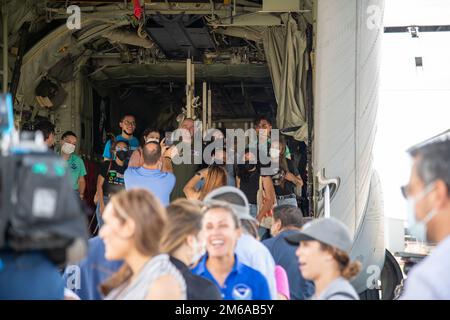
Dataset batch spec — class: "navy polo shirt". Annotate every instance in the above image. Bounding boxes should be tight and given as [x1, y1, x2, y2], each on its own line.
[192, 254, 271, 300]
[263, 230, 315, 300]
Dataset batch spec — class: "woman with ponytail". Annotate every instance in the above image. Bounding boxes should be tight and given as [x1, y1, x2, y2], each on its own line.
[99, 189, 186, 300]
[285, 218, 361, 300]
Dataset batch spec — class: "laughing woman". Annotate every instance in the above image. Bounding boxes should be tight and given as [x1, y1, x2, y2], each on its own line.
[99, 189, 186, 300]
[192, 202, 271, 300]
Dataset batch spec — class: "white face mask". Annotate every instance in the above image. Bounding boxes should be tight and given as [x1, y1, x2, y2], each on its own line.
[61, 142, 76, 155]
[190, 236, 206, 266]
[145, 137, 159, 144]
[406, 184, 437, 242]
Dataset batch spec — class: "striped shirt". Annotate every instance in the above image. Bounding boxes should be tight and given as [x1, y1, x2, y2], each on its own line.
[105, 254, 186, 300]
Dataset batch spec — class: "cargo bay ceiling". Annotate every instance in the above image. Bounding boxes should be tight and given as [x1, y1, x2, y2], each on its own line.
[5, 0, 313, 121]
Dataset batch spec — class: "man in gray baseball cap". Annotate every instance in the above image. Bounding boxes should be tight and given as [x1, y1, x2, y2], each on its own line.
[203, 186, 256, 221]
[285, 217, 353, 253]
[203, 186, 278, 299]
[284, 217, 361, 300]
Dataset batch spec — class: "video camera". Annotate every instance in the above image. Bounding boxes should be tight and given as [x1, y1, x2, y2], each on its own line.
[0, 94, 88, 266]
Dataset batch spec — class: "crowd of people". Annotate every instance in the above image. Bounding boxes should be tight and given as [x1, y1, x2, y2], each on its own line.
[2, 113, 450, 301]
[52, 113, 367, 301]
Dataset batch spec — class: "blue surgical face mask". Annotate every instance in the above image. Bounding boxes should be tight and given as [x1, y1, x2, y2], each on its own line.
[406, 184, 437, 242]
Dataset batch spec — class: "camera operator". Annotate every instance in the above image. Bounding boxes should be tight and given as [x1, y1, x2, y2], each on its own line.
[0, 249, 66, 299]
[34, 120, 56, 150]
[0, 94, 88, 299]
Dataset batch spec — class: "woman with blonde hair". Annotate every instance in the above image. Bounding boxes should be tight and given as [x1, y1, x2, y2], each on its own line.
[160, 199, 222, 300]
[286, 218, 361, 300]
[183, 165, 227, 200]
[99, 189, 186, 300]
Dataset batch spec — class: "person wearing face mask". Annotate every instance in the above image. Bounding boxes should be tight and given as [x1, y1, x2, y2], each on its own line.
[250, 115, 292, 161]
[60, 131, 87, 199]
[124, 141, 175, 206]
[160, 199, 222, 300]
[237, 149, 276, 240]
[400, 138, 450, 300]
[102, 114, 139, 161]
[269, 138, 304, 208]
[128, 128, 161, 168]
[192, 202, 271, 300]
[95, 140, 129, 228]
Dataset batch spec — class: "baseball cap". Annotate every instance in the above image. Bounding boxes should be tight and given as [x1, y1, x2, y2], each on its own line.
[203, 186, 256, 221]
[285, 217, 353, 253]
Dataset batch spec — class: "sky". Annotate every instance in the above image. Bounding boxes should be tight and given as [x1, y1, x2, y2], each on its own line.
[374, 1, 450, 222]
[384, 0, 450, 27]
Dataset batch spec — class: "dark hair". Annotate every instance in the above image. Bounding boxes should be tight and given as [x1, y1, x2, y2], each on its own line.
[114, 140, 129, 149]
[237, 148, 258, 182]
[100, 189, 167, 296]
[254, 115, 273, 127]
[120, 114, 135, 122]
[142, 141, 161, 165]
[61, 131, 77, 140]
[140, 128, 160, 146]
[34, 120, 55, 140]
[408, 139, 450, 196]
[273, 205, 304, 229]
[319, 243, 361, 280]
[209, 143, 226, 159]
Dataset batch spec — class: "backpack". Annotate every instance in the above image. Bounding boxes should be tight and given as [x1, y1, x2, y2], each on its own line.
[0, 151, 88, 266]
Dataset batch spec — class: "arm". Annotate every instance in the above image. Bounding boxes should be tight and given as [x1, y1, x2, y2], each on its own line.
[78, 159, 88, 199]
[183, 170, 206, 200]
[285, 171, 304, 187]
[78, 176, 86, 199]
[102, 140, 112, 161]
[145, 275, 184, 300]
[257, 176, 276, 221]
[161, 142, 176, 173]
[96, 174, 106, 213]
[236, 176, 240, 189]
[162, 156, 173, 173]
[128, 149, 142, 168]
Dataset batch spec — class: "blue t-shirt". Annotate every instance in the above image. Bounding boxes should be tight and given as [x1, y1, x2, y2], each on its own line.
[63, 236, 123, 300]
[0, 250, 65, 300]
[102, 135, 139, 159]
[263, 230, 315, 300]
[124, 167, 176, 206]
[192, 254, 271, 300]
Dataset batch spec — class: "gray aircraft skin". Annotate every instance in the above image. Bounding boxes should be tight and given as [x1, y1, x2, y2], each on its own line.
[2, 0, 397, 298]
